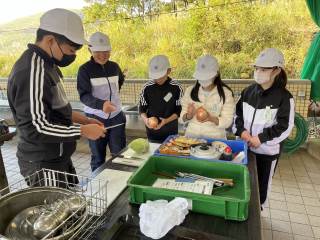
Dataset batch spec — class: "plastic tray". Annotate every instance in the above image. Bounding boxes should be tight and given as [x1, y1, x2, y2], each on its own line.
[154, 135, 248, 165]
[128, 155, 251, 221]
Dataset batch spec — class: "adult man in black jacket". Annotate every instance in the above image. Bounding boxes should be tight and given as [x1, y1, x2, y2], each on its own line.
[7, 9, 106, 185]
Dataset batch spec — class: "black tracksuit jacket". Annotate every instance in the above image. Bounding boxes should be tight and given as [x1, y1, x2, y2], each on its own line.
[138, 77, 183, 142]
[7, 44, 80, 163]
[233, 82, 295, 160]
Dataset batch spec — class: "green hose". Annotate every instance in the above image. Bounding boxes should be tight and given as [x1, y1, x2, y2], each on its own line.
[283, 112, 309, 154]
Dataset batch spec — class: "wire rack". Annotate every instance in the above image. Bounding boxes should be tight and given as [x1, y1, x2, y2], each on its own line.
[72, 208, 111, 240]
[0, 168, 108, 240]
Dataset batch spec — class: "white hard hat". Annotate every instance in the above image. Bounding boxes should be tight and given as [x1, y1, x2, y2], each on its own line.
[39, 8, 87, 45]
[193, 55, 219, 81]
[89, 32, 111, 52]
[149, 55, 170, 79]
[254, 48, 285, 68]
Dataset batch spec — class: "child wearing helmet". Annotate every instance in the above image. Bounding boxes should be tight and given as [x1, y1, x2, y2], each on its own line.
[139, 55, 183, 143]
[180, 55, 235, 139]
[233, 48, 295, 208]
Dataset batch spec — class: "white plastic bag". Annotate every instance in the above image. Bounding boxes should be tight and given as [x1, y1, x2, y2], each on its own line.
[139, 197, 189, 239]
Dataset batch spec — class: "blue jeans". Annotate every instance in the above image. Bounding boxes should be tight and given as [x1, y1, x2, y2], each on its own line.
[86, 112, 126, 171]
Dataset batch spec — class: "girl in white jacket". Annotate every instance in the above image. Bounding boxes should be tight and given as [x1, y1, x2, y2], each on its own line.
[180, 55, 235, 139]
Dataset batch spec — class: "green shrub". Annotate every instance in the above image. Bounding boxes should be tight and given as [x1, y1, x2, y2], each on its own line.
[0, 0, 316, 79]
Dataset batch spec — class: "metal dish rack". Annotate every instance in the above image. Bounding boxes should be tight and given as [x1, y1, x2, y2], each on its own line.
[0, 168, 108, 240]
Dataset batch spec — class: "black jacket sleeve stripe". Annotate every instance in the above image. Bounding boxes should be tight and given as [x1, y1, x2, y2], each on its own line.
[38, 58, 81, 132]
[30, 53, 81, 137]
[170, 81, 184, 106]
[139, 81, 155, 106]
[169, 81, 183, 117]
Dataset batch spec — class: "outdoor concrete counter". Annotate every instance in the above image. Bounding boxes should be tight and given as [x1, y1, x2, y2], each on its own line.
[89, 151, 262, 240]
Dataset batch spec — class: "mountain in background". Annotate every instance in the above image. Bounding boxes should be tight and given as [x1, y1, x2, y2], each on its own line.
[0, 13, 42, 30]
[0, 2, 315, 78]
[0, 10, 81, 55]
[0, 14, 40, 55]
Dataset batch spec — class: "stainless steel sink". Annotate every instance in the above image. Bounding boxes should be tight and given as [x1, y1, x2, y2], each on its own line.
[122, 105, 139, 115]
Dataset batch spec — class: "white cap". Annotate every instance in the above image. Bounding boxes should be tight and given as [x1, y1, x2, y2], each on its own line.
[39, 8, 87, 45]
[193, 55, 219, 81]
[149, 55, 170, 79]
[89, 32, 111, 52]
[254, 48, 285, 68]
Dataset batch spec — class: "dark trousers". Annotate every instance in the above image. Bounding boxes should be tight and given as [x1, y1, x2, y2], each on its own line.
[86, 112, 126, 171]
[18, 142, 78, 188]
[256, 154, 278, 206]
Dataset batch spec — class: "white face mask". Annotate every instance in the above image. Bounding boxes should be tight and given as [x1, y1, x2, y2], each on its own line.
[254, 70, 271, 84]
[199, 79, 213, 88]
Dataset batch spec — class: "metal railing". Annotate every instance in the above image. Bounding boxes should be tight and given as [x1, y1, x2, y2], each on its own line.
[0, 78, 311, 118]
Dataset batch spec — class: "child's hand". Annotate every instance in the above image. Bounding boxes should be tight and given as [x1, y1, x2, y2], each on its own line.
[240, 130, 251, 142]
[143, 117, 153, 129]
[198, 113, 219, 125]
[207, 114, 219, 125]
[187, 103, 196, 119]
[154, 118, 167, 130]
[103, 101, 116, 113]
[249, 136, 261, 148]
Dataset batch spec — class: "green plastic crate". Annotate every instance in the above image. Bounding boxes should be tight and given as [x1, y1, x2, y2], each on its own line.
[128, 155, 251, 221]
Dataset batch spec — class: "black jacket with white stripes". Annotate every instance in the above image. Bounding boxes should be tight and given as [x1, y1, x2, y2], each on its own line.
[7, 44, 80, 161]
[139, 77, 183, 142]
[77, 57, 125, 119]
[233, 82, 295, 159]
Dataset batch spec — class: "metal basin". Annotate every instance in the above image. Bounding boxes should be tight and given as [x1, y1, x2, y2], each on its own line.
[122, 105, 138, 115]
[0, 187, 87, 239]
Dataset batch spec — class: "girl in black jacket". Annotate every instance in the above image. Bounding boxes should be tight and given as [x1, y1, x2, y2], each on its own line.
[233, 48, 295, 208]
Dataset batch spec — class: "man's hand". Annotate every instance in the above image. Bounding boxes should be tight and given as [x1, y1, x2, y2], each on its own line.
[240, 130, 251, 142]
[81, 124, 106, 140]
[154, 118, 168, 130]
[103, 101, 116, 113]
[87, 117, 104, 126]
[249, 136, 261, 148]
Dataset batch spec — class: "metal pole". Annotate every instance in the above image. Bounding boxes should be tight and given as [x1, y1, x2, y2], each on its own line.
[0, 141, 9, 195]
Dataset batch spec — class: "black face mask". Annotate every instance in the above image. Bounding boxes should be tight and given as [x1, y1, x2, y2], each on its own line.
[50, 40, 76, 67]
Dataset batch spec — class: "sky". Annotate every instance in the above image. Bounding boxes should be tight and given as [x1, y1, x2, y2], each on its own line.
[0, 0, 87, 24]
